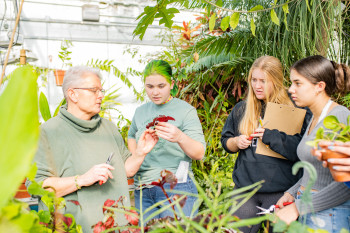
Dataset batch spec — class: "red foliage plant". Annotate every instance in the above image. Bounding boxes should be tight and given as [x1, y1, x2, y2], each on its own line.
[145, 115, 175, 129]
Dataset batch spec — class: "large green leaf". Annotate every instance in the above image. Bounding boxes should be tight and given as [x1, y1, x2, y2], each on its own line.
[209, 13, 216, 32]
[323, 115, 340, 130]
[220, 16, 230, 31]
[229, 12, 240, 30]
[250, 19, 256, 36]
[0, 66, 39, 209]
[39, 92, 51, 122]
[270, 9, 280, 26]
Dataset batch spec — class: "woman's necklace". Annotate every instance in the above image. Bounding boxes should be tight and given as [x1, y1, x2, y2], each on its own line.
[161, 96, 173, 105]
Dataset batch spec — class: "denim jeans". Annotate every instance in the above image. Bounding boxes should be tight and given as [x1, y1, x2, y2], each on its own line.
[134, 176, 198, 224]
[297, 189, 350, 232]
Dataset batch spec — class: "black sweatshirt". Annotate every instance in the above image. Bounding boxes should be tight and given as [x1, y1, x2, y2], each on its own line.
[221, 100, 312, 193]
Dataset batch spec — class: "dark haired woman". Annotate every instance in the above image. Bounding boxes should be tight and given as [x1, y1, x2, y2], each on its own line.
[276, 55, 350, 232]
[221, 56, 311, 233]
[128, 60, 205, 222]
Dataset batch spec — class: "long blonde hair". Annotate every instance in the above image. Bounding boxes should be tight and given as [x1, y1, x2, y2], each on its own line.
[239, 56, 293, 136]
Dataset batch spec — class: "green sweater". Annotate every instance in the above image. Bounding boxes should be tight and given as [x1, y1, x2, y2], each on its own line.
[128, 98, 206, 186]
[33, 105, 131, 232]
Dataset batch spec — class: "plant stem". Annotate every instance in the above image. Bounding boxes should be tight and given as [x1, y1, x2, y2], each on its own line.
[160, 185, 178, 220]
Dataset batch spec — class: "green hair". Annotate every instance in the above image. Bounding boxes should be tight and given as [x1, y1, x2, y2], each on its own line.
[143, 60, 172, 84]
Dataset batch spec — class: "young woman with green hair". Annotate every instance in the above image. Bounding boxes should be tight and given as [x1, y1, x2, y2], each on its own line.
[128, 60, 206, 222]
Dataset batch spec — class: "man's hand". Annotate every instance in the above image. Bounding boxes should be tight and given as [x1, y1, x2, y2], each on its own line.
[79, 164, 114, 186]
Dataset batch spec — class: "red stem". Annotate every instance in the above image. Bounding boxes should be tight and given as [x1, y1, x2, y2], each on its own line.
[160, 185, 178, 220]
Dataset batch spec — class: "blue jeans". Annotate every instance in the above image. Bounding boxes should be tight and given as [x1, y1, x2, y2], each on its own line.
[297, 189, 350, 232]
[134, 176, 198, 224]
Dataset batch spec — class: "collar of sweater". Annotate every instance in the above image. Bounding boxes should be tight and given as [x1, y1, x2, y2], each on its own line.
[59, 104, 101, 132]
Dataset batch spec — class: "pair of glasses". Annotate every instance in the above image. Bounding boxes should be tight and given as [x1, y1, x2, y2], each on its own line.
[73, 87, 106, 95]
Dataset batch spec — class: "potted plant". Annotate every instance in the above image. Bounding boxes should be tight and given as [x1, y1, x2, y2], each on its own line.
[307, 115, 350, 182]
[54, 40, 73, 86]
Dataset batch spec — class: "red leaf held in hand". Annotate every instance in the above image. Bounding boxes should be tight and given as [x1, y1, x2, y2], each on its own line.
[146, 115, 175, 129]
[125, 209, 139, 226]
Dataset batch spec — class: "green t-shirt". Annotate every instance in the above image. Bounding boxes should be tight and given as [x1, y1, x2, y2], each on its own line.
[128, 98, 205, 186]
[33, 105, 131, 233]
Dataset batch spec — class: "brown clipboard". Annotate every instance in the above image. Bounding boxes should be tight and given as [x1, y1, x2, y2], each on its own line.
[256, 102, 306, 159]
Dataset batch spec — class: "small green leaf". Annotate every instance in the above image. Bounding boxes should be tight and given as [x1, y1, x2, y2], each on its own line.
[282, 4, 289, 14]
[38, 210, 51, 223]
[323, 115, 340, 130]
[39, 92, 51, 122]
[216, 0, 223, 7]
[229, 13, 240, 30]
[315, 127, 324, 140]
[270, 9, 280, 26]
[220, 16, 230, 31]
[209, 13, 216, 31]
[250, 19, 256, 36]
[249, 5, 264, 12]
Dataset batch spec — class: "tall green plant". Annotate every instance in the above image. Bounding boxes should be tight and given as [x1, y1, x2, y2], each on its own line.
[0, 66, 39, 209]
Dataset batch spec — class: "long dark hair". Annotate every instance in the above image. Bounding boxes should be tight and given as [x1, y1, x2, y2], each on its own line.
[291, 55, 350, 96]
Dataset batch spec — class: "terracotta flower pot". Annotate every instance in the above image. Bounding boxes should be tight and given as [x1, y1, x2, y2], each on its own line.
[321, 149, 350, 182]
[14, 178, 31, 199]
[54, 69, 66, 86]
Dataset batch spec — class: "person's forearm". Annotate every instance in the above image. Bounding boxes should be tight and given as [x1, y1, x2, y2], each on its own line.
[226, 137, 239, 153]
[42, 176, 81, 197]
[128, 138, 137, 154]
[125, 152, 146, 177]
[177, 133, 205, 160]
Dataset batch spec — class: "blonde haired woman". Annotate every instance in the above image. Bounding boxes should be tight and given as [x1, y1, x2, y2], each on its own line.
[221, 56, 311, 233]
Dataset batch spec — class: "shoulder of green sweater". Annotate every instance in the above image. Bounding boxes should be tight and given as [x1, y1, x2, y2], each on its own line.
[172, 98, 197, 110]
[40, 115, 63, 131]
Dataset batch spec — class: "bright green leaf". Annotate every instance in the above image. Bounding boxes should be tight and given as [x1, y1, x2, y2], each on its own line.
[220, 16, 230, 31]
[209, 13, 216, 32]
[323, 115, 340, 130]
[53, 98, 66, 117]
[315, 127, 324, 140]
[37, 210, 51, 224]
[270, 9, 280, 26]
[249, 5, 264, 12]
[39, 92, 51, 122]
[0, 66, 39, 209]
[250, 19, 256, 36]
[229, 13, 239, 30]
[216, 0, 223, 7]
[282, 4, 289, 14]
